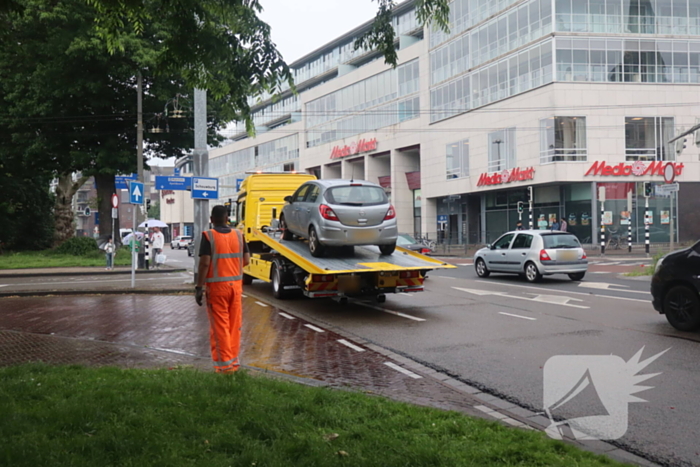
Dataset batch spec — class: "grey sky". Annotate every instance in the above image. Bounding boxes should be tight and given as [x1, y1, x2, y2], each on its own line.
[259, 0, 379, 63]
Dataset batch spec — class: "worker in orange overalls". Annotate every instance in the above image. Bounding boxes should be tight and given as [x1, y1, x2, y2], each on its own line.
[195, 205, 250, 373]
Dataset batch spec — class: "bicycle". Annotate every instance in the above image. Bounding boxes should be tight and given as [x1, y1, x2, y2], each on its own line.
[420, 236, 436, 250]
[606, 228, 622, 250]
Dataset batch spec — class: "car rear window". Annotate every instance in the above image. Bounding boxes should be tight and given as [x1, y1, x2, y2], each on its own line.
[542, 233, 581, 249]
[324, 185, 388, 206]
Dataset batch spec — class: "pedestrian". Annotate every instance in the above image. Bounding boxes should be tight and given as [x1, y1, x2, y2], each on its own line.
[151, 226, 165, 269]
[560, 217, 568, 232]
[516, 221, 524, 230]
[104, 236, 115, 271]
[551, 219, 561, 231]
[195, 205, 250, 374]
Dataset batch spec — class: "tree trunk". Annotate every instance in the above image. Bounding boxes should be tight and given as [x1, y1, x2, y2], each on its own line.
[94, 173, 120, 246]
[53, 173, 89, 247]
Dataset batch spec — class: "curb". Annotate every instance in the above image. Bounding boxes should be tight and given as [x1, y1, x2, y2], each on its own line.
[0, 289, 191, 298]
[0, 268, 187, 279]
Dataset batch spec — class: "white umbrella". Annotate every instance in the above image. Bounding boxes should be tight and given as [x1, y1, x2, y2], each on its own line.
[122, 231, 144, 244]
[138, 219, 168, 228]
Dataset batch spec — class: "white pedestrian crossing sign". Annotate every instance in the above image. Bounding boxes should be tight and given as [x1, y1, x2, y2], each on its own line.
[128, 181, 144, 204]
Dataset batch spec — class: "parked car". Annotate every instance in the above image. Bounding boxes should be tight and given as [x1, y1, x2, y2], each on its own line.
[186, 240, 195, 257]
[279, 179, 398, 257]
[474, 230, 588, 283]
[396, 233, 432, 255]
[651, 240, 700, 331]
[171, 235, 192, 249]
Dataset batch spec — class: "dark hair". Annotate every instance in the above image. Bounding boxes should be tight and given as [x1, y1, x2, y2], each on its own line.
[108, 236, 112, 240]
[211, 205, 228, 223]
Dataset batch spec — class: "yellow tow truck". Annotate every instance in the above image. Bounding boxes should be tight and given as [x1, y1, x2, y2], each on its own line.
[236, 173, 455, 301]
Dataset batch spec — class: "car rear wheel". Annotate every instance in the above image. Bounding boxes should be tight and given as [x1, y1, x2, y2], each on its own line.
[524, 262, 542, 283]
[475, 258, 490, 278]
[568, 272, 586, 281]
[664, 285, 700, 331]
[379, 242, 396, 255]
[280, 215, 293, 241]
[308, 226, 325, 258]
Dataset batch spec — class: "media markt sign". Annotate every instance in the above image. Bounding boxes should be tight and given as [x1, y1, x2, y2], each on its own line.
[585, 160, 685, 177]
[330, 138, 378, 159]
[477, 167, 535, 187]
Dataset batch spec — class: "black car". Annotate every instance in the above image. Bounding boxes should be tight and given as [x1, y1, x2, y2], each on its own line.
[651, 240, 700, 331]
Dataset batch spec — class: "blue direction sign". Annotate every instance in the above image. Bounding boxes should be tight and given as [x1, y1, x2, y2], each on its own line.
[115, 173, 137, 189]
[128, 181, 145, 204]
[192, 177, 218, 200]
[155, 175, 191, 191]
[437, 215, 448, 223]
[236, 178, 244, 191]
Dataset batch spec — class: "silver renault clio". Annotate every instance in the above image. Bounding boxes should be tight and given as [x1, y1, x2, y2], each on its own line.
[279, 179, 398, 257]
[474, 230, 588, 282]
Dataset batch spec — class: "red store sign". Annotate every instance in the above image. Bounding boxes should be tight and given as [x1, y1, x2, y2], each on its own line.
[330, 138, 378, 159]
[477, 167, 535, 187]
[585, 160, 685, 177]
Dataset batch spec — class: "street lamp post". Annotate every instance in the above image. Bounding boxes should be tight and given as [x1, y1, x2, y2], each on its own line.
[192, 89, 209, 283]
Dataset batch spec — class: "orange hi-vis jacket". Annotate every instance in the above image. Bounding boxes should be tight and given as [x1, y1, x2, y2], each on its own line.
[203, 228, 245, 373]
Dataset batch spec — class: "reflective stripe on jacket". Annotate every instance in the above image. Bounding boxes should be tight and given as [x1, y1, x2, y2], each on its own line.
[204, 229, 244, 283]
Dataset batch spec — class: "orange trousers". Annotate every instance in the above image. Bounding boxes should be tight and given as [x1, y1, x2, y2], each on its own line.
[205, 281, 243, 373]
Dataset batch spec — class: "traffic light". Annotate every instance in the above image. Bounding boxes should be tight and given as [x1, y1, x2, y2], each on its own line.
[643, 182, 652, 198]
[527, 186, 533, 202]
[517, 201, 524, 214]
[146, 198, 152, 210]
[675, 136, 687, 155]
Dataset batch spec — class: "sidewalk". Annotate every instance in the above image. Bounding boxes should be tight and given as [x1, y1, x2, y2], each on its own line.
[0, 264, 187, 278]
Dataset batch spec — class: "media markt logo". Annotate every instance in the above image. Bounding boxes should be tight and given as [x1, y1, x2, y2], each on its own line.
[543, 347, 668, 441]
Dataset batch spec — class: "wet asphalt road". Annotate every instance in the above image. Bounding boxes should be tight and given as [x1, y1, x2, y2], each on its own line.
[244, 263, 700, 467]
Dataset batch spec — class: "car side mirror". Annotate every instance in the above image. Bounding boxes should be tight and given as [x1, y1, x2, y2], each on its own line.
[284, 195, 293, 203]
[486, 244, 492, 250]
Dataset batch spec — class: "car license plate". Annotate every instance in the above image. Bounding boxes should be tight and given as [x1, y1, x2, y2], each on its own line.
[338, 275, 361, 293]
[558, 250, 577, 261]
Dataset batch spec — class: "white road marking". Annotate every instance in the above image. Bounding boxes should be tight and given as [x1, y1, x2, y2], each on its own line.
[278, 312, 296, 320]
[578, 282, 648, 294]
[337, 339, 365, 352]
[432, 275, 457, 280]
[254, 301, 268, 307]
[0, 284, 9, 288]
[591, 271, 611, 274]
[304, 324, 325, 333]
[384, 362, 422, 379]
[474, 280, 650, 303]
[603, 261, 620, 265]
[456, 263, 472, 266]
[356, 302, 426, 322]
[398, 292, 412, 296]
[241, 294, 247, 298]
[453, 287, 589, 309]
[499, 312, 537, 321]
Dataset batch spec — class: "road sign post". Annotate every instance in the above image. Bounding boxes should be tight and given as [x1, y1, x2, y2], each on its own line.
[627, 190, 632, 253]
[599, 186, 606, 255]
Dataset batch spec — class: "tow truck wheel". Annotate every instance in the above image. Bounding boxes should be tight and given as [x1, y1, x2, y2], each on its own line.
[308, 226, 325, 258]
[242, 274, 253, 285]
[280, 215, 293, 241]
[271, 262, 289, 300]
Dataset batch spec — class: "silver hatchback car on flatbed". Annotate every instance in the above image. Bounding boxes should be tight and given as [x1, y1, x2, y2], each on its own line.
[474, 230, 588, 282]
[280, 179, 398, 257]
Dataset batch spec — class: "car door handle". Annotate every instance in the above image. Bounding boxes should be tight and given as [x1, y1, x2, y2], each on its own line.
[521, 253, 527, 256]
[501, 253, 506, 256]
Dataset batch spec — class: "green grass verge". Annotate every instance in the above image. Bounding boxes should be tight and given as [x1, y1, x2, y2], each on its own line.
[623, 252, 665, 277]
[0, 248, 132, 269]
[0, 364, 626, 467]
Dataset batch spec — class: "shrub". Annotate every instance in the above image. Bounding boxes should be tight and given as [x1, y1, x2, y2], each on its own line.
[53, 236, 99, 256]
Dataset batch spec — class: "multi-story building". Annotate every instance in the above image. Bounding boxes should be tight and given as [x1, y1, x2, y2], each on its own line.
[209, 0, 700, 246]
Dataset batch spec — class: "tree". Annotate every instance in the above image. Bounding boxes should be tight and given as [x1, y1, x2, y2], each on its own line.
[0, 0, 292, 246]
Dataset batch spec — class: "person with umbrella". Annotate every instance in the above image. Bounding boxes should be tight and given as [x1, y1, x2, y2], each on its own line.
[151, 227, 165, 268]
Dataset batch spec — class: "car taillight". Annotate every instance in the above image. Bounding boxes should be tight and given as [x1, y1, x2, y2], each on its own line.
[582, 252, 587, 259]
[319, 204, 338, 221]
[540, 249, 552, 262]
[384, 205, 396, 220]
[311, 274, 335, 282]
[420, 248, 430, 254]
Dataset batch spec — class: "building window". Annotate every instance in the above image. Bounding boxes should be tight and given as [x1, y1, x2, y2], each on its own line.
[625, 117, 674, 161]
[446, 139, 470, 179]
[488, 127, 516, 172]
[540, 117, 587, 163]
